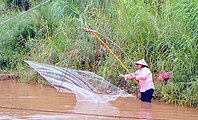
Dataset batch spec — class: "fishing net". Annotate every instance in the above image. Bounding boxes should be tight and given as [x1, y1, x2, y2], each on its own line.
[25, 61, 134, 103]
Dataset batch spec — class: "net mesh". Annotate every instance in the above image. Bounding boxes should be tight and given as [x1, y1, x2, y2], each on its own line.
[25, 60, 134, 103]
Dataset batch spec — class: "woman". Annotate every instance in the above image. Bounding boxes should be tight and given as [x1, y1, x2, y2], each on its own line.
[119, 59, 155, 103]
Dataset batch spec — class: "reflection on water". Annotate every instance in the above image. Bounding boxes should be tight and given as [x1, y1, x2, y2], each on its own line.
[0, 80, 198, 120]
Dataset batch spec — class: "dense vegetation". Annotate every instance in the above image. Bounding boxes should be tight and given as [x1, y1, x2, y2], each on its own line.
[0, 0, 197, 108]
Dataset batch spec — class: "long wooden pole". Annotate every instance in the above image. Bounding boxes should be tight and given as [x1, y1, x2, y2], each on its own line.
[86, 26, 139, 86]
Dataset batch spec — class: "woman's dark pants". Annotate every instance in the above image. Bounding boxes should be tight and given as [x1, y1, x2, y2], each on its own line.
[141, 89, 154, 103]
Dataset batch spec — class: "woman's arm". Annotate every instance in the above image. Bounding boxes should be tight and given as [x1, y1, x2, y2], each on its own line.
[119, 73, 135, 80]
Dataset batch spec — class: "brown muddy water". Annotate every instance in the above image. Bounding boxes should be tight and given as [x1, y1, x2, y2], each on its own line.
[0, 80, 197, 120]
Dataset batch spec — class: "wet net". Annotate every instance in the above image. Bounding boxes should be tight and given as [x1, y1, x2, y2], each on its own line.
[25, 61, 134, 103]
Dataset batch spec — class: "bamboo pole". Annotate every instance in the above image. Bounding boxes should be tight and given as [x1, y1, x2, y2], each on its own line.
[85, 26, 139, 86]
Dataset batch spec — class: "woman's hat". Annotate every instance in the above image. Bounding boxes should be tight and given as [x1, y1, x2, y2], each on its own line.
[135, 59, 148, 67]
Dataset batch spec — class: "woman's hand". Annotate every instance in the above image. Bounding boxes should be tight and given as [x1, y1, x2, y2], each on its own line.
[131, 73, 136, 79]
[119, 74, 124, 78]
[135, 76, 140, 80]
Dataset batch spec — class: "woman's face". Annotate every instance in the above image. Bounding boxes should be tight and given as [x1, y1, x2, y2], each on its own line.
[137, 64, 142, 69]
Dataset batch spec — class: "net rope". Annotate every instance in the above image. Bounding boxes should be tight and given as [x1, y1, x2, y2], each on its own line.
[25, 61, 134, 103]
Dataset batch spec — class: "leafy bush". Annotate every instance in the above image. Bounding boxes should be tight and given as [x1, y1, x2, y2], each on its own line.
[3, 0, 30, 10]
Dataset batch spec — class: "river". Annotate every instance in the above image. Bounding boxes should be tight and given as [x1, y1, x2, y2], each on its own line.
[0, 80, 197, 120]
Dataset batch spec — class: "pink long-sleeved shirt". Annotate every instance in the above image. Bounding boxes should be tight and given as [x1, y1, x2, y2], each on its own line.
[124, 67, 154, 92]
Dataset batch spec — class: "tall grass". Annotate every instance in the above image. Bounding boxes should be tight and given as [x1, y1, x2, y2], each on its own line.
[0, 0, 197, 107]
